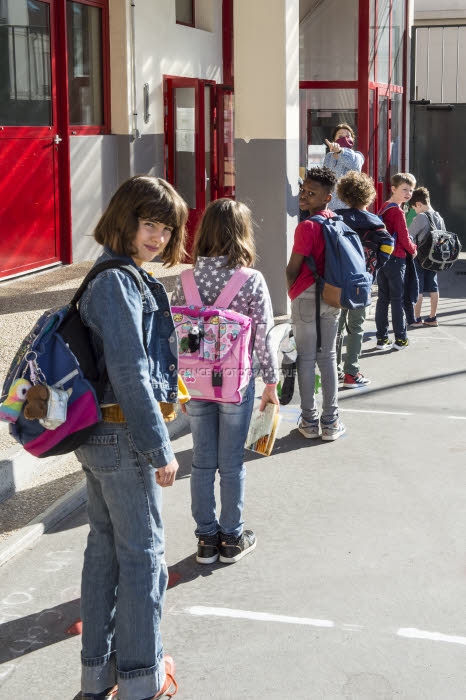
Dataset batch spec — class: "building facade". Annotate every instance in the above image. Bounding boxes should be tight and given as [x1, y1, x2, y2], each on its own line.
[0, 0, 412, 312]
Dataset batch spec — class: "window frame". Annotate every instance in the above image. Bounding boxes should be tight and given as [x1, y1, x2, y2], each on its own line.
[176, 0, 195, 28]
[66, 0, 110, 135]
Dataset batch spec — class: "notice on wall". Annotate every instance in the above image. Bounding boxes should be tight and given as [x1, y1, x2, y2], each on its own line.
[307, 145, 327, 169]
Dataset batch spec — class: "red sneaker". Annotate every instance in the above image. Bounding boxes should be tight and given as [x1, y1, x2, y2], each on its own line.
[152, 655, 178, 698]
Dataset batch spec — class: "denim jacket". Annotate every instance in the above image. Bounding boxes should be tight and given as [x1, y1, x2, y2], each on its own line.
[79, 248, 177, 467]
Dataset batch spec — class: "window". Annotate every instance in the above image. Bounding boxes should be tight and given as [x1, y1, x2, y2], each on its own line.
[66, 0, 108, 130]
[176, 0, 194, 27]
[0, 0, 52, 126]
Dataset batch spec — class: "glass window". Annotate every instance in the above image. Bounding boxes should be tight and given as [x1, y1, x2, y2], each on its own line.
[174, 87, 196, 209]
[299, 0, 358, 81]
[299, 89, 357, 171]
[378, 94, 389, 194]
[391, 0, 404, 86]
[176, 0, 194, 27]
[369, 0, 376, 82]
[220, 90, 235, 197]
[67, 2, 103, 125]
[376, 0, 390, 84]
[0, 0, 52, 126]
[204, 86, 211, 205]
[368, 89, 375, 181]
[390, 92, 403, 176]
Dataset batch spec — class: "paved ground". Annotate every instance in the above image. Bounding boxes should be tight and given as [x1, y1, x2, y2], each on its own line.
[0, 259, 465, 699]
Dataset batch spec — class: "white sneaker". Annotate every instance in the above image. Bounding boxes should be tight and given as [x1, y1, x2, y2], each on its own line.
[321, 419, 346, 442]
[298, 420, 321, 439]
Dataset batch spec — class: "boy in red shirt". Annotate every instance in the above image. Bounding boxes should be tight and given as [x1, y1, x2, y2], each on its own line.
[375, 173, 417, 350]
[286, 167, 345, 442]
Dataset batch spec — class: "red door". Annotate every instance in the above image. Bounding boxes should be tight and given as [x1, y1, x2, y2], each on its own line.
[0, 0, 63, 279]
[164, 77, 217, 259]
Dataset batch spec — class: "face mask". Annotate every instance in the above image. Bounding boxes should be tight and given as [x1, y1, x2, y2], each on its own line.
[336, 136, 354, 149]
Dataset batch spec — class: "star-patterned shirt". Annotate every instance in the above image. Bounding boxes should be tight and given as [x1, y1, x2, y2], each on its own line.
[171, 256, 279, 384]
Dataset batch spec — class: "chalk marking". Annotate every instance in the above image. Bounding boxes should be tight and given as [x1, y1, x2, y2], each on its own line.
[397, 628, 466, 646]
[447, 415, 466, 420]
[186, 605, 334, 628]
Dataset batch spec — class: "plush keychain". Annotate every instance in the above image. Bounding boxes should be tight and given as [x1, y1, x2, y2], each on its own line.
[24, 384, 50, 420]
[0, 378, 32, 423]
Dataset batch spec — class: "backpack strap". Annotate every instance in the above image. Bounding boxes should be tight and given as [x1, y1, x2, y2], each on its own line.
[214, 268, 255, 308]
[378, 202, 399, 217]
[180, 269, 203, 306]
[70, 260, 144, 306]
[180, 267, 254, 308]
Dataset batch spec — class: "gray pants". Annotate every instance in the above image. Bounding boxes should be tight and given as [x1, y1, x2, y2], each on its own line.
[336, 306, 367, 376]
[291, 285, 340, 424]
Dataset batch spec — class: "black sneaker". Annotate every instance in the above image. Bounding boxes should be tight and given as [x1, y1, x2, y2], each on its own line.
[196, 533, 220, 564]
[74, 688, 118, 700]
[393, 338, 409, 350]
[338, 371, 345, 382]
[219, 530, 256, 564]
[376, 337, 392, 351]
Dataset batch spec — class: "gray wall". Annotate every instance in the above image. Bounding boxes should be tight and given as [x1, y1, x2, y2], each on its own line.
[70, 133, 165, 262]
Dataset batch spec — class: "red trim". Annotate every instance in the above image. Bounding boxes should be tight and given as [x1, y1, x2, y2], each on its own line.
[358, 0, 370, 172]
[299, 81, 359, 89]
[55, 0, 72, 264]
[401, 1, 409, 171]
[222, 0, 234, 86]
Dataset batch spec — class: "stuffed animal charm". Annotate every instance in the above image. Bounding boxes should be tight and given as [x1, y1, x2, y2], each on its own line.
[0, 378, 32, 423]
[24, 384, 50, 420]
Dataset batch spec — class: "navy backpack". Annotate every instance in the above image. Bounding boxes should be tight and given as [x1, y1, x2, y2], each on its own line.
[305, 214, 372, 350]
[0, 261, 143, 458]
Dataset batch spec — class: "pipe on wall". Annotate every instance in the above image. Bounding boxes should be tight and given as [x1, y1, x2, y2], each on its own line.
[129, 0, 140, 140]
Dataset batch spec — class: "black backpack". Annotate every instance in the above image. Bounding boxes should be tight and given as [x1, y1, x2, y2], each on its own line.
[416, 211, 462, 271]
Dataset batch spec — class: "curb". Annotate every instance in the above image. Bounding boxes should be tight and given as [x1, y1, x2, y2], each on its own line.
[0, 410, 191, 569]
[0, 478, 87, 568]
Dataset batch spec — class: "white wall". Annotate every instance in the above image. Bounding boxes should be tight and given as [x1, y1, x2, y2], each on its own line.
[414, 0, 466, 23]
[109, 0, 223, 136]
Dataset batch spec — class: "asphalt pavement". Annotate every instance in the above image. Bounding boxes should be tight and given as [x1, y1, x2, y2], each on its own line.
[0, 258, 465, 699]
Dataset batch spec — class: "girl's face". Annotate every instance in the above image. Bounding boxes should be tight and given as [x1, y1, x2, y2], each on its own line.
[132, 219, 173, 266]
[334, 128, 352, 141]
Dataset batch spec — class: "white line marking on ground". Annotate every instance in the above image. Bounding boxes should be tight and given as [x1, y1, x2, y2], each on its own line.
[186, 606, 334, 628]
[397, 628, 466, 646]
[340, 408, 413, 416]
[447, 415, 466, 420]
[183, 607, 466, 647]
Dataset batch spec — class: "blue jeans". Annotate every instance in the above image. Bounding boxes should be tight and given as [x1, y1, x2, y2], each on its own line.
[186, 379, 255, 539]
[375, 256, 407, 340]
[291, 285, 340, 424]
[75, 422, 168, 700]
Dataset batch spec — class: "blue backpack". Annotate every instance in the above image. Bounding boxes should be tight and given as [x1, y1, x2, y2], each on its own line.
[0, 260, 144, 458]
[306, 214, 372, 309]
[305, 214, 372, 350]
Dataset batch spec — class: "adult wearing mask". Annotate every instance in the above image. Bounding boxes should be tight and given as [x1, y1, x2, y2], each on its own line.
[323, 123, 364, 211]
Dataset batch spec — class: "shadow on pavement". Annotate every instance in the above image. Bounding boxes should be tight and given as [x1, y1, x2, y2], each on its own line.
[0, 598, 81, 663]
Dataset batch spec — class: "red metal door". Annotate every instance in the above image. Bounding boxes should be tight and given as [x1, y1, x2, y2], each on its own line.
[0, 0, 62, 279]
[164, 76, 216, 259]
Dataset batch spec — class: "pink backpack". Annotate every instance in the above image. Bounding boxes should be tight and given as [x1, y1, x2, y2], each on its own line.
[171, 268, 254, 403]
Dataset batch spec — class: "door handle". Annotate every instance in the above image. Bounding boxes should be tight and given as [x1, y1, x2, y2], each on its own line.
[53, 134, 63, 145]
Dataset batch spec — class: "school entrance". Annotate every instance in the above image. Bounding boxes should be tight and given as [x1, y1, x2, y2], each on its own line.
[164, 77, 235, 259]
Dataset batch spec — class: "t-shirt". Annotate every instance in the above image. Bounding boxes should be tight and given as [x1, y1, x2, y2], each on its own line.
[409, 208, 445, 245]
[288, 209, 334, 300]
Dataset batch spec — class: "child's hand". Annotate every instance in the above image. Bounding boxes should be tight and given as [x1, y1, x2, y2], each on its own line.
[156, 458, 179, 487]
[259, 384, 279, 412]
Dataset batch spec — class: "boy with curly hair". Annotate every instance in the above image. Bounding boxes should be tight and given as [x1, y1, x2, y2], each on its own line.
[335, 171, 394, 387]
[286, 167, 346, 441]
